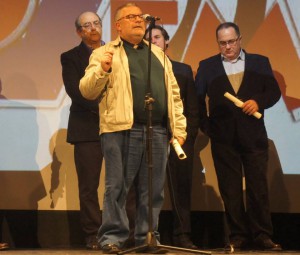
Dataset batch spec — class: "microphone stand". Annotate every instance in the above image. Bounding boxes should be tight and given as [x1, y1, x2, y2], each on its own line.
[118, 18, 210, 255]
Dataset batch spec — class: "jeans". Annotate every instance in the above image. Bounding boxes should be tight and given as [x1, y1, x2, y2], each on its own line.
[98, 123, 169, 247]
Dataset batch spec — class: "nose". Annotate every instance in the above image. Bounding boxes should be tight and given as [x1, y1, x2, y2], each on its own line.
[90, 24, 97, 30]
[135, 16, 144, 23]
[225, 43, 231, 49]
[151, 38, 158, 45]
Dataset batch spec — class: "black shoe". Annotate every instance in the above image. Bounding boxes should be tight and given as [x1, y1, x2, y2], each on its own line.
[254, 237, 282, 251]
[0, 243, 9, 251]
[102, 244, 121, 254]
[136, 246, 168, 254]
[173, 234, 198, 249]
[224, 243, 234, 254]
[225, 238, 250, 252]
[85, 235, 101, 250]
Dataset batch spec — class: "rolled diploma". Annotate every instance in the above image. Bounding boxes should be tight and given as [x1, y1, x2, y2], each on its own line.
[224, 92, 262, 119]
[172, 139, 187, 160]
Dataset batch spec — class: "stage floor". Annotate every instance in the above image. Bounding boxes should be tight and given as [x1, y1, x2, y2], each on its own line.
[0, 249, 299, 255]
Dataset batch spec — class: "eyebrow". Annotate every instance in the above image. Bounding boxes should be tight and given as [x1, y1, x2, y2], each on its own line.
[83, 20, 100, 24]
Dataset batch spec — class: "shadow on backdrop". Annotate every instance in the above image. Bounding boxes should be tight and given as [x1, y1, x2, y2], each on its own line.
[0, 76, 46, 248]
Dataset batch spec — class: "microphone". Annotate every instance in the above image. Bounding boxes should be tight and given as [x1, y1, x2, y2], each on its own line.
[142, 14, 161, 22]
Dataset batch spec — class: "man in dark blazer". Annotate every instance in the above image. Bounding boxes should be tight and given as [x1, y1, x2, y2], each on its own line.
[145, 25, 199, 249]
[195, 22, 281, 251]
[60, 11, 104, 250]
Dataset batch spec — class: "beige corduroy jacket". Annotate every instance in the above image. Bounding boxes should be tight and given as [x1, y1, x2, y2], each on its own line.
[79, 36, 186, 140]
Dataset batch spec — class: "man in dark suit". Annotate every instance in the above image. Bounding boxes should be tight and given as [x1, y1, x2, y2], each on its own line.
[145, 25, 199, 249]
[195, 22, 281, 251]
[60, 11, 104, 250]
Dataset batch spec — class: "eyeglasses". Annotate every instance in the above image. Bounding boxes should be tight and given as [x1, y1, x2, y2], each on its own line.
[80, 20, 102, 30]
[218, 37, 240, 47]
[117, 14, 144, 22]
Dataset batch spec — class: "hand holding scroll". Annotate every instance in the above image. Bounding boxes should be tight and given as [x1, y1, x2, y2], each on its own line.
[224, 92, 262, 119]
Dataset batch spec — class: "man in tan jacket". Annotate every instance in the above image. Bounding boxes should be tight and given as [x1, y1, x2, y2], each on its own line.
[80, 2, 186, 254]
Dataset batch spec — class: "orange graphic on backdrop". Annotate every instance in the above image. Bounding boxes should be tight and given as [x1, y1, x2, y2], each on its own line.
[247, 4, 300, 103]
[182, 3, 220, 72]
[0, 0, 29, 41]
[0, 0, 299, 108]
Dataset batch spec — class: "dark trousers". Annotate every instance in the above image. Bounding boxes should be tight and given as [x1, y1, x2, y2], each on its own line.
[167, 136, 196, 236]
[74, 141, 103, 237]
[211, 141, 273, 242]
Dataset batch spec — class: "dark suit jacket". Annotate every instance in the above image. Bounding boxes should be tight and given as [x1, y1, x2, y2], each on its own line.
[61, 42, 100, 143]
[171, 60, 199, 139]
[195, 50, 281, 149]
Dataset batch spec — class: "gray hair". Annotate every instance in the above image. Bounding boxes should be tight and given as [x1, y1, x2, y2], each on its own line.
[114, 3, 139, 21]
[75, 11, 102, 31]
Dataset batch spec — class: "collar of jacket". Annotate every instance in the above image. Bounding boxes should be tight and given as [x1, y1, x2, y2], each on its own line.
[110, 36, 152, 49]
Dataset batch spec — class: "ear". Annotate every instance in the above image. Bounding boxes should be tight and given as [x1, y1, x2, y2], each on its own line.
[76, 29, 82, 38]
[237, 35, 242, 44]
[165, 40, 169, 49]
[115, 22, 121, 32]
